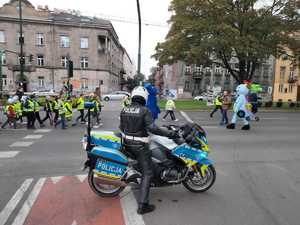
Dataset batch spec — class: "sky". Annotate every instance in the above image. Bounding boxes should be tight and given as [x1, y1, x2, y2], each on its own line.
[0, 0, 172, 76]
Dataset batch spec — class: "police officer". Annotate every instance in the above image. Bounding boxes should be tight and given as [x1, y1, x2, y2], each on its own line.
[32, 95, 45, 127]
[64, 97, 73, 125]
[52, 96, 59, 125]
[119, 86, 178, 214]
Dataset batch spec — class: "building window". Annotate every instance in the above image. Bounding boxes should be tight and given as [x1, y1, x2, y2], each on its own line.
[80, 57, 88, 69]
[195, 66, 201, 73]
[289, 67, 295, 79]
[185, 65, 192, 73]
[280, 66, 286, 82]
[2, 75, 7, 86]
[37, 55, 44, 66]
[80, 37, 89, 49]
[215, 65, 221, 74]
[1, 53, 6, 64]
[278, 84, 284, 93]
[288, 84, 293, 93]
[61, 56, 68, 68]
[81, 79, 88, 89]
[0, 31, 5, 43]
[60, 36, 70, 48]
[38, 76, 45, 88]
[17, 32, 24, 45]
[36, 33, 44, 46]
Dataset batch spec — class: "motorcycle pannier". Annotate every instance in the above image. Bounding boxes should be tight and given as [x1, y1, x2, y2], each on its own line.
[89, 146, 128, 179]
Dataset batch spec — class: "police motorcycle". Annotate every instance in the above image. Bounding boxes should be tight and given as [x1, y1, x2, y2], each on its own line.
[82, 102, 216, 197]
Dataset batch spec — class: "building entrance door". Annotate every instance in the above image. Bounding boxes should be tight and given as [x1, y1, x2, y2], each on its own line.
[297, 86, 300, 101]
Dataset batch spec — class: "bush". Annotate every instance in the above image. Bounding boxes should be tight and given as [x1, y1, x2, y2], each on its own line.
[265, 101, 273, 107]
[289, 102, 295, 108]
[296, 102, 300, 108]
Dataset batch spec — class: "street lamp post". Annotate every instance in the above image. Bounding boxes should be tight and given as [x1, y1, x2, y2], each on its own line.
[18, 0, 25, 91]
[136, 0, 142, 77]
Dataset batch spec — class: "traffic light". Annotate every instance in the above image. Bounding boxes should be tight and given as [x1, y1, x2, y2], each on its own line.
[68, 60, 73, 78]
[29, 54, 33, 62]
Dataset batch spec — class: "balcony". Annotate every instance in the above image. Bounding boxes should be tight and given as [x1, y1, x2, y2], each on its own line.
[288, 77, 298, 84]
[193, 71, 203, 79]
[8, 64, 36, 72]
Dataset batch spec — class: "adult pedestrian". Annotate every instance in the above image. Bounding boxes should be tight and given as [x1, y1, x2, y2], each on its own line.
[42, 96, 53, 125]
[23, 96, 35, 129]
[55, 96, 66, 129]
[32, 95, 44, 127]
[220, 91, 232, 125]
[76, 94, 85, 124]
[144, 83, 160, 121]
[52, 96, 59, 125]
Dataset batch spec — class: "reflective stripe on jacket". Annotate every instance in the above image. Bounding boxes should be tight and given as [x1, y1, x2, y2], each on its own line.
[64, 102, 73, 118]
[77, 97, 85, 110]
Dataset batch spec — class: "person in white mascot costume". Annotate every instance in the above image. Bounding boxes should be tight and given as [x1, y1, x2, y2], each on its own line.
[227, 84, 250, 130]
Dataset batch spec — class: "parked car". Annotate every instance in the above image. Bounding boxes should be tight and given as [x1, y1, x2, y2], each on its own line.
[194, 94, 208, 101]
[102, 91, 130, 101]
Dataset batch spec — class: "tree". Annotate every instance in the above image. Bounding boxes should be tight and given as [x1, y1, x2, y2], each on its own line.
[153, 0, 300, 84]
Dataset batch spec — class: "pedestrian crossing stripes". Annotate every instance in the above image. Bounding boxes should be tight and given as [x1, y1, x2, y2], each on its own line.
[34, 129, 52, 133]
[0, 175, 144, 225]
[9, 142, 33, 147]
[23, 135, 43, 140]
[0, 151, 20, 158]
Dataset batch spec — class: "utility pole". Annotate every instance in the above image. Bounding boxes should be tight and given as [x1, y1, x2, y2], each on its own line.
[19, 0, 25, 91]
[136, 0, 142, 77]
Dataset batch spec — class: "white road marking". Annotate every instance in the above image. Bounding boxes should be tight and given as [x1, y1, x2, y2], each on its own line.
[266, 163, 288, 172]
[9, 142, 33, 147]
[12, 178, 46, 225]
[180, 111, 194, 123]
[34, 129, 52, 133]
[263, 117, 288, 120]
[120, 187, 146, 225]
[71, 221, 78, 225]
[23, 135, 43, 140]
[202, 126, 219, 129]
[0, 179, 33, 225]
[0, 151, 20, 158]
[76, 174, 87, 183]
[50, 176, 63, 184]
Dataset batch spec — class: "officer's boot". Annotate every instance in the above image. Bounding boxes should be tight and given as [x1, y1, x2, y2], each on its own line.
[226, 123, 235, 129]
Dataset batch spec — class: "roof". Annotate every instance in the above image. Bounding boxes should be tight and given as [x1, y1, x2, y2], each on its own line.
[6, 0, 34, 8]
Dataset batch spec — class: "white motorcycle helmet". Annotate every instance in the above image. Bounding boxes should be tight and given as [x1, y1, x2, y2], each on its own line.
[131, 86, 149, 102]
[7, 98, 14, 104]
[13, 96, 19, 102]
[21, 95, 28, 103]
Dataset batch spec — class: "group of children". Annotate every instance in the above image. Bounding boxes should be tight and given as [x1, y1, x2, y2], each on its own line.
[0, 93, 102, 130]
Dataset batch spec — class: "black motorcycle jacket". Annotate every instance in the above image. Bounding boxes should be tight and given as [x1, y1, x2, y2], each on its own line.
[120, 101, 175, 138]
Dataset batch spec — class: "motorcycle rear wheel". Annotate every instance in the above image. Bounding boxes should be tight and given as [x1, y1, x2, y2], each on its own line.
[88, 170, 125, 197]
[182, 164, 216, 193]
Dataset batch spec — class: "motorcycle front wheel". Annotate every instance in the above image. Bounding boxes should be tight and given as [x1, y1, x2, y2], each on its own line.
[182, 164, 216, 193]
[88, 170, 125, 197]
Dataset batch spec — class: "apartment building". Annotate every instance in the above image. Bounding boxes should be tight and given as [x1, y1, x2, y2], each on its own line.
[0, 0, 132, 94]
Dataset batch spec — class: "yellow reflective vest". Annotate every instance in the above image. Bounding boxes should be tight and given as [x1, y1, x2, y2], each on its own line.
[13, 101, 22, 116]
[214, 97, 222, 106]
[24, 100, 34, 112]
[58, 100, 66, 115]
[33, 100, 40, 112]
[77, 97, 85, 110]
[64, 101, 73, 119]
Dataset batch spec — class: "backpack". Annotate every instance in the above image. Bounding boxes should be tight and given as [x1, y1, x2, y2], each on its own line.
[7, 105, 16, 118]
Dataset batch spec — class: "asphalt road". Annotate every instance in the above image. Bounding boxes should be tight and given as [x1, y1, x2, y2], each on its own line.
[0, 102, 300, 225]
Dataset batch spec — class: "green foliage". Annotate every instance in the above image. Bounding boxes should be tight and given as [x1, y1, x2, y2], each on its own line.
[154, 0, 300, 83]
